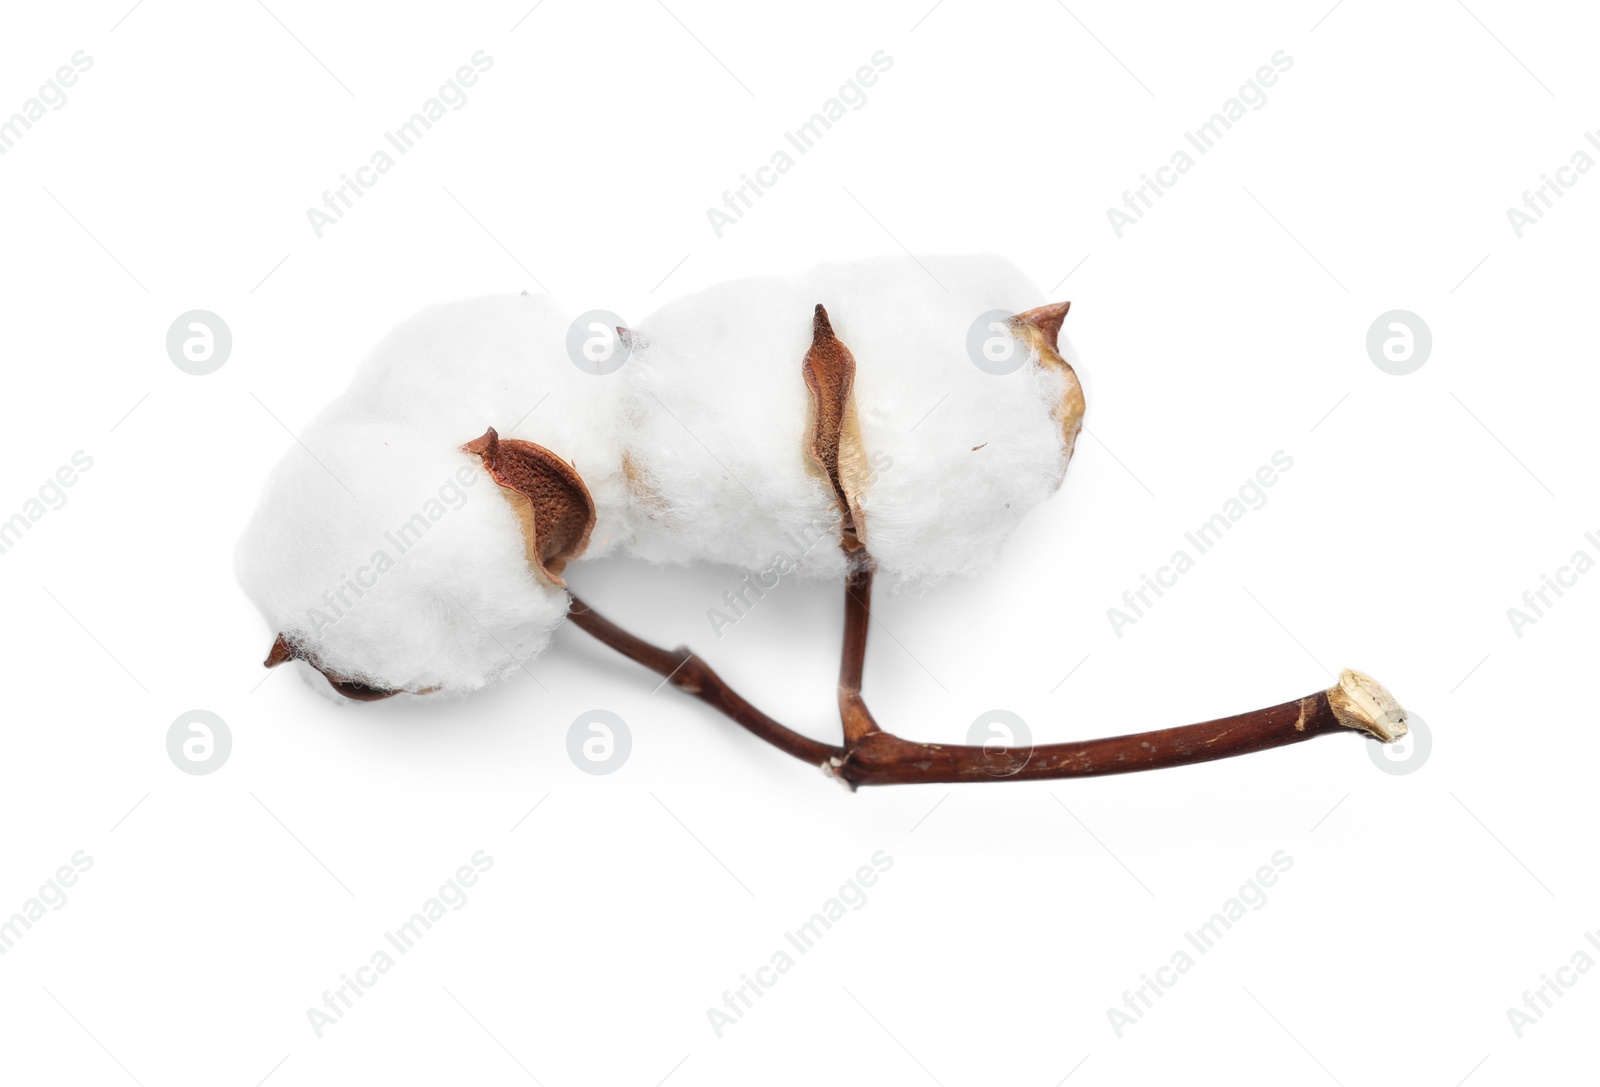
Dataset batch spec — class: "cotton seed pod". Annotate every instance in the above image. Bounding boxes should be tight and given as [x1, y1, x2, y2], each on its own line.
[240, 260, 1083, 700]
[620, 254, 1083, 585]
[618, 274, 854, 580]
[237, 294, 626, 698]
[231, 268, 1406, 794]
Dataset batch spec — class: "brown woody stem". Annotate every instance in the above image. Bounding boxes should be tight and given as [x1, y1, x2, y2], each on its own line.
[841, 689, 1350, 785]
[566, 595, 842, 767]
[838, 554, 882, 746]
[564, 592, 1407, 789]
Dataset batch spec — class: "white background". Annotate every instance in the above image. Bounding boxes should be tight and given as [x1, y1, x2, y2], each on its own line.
[1, 0, 1594, 1083]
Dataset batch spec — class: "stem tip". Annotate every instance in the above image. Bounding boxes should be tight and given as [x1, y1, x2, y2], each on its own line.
[1327, 669, 1408, 743]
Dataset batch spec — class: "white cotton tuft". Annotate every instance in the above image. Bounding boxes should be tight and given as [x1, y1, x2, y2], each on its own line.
[236, 294, 628, 696]
[822, 255, 1074, 585]
[238, 261, 1080, 699]
[619, 255, 1077, 586]
[341, 294, 633, 558]
[620, 278, 850, 578]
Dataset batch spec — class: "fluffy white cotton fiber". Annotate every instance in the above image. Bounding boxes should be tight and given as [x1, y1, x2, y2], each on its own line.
[621, 254, 1076, 585]
[239, 258, 1080, 698]
[341, 294, 633, 558]
[237, 294, 627, 697]
[828, 254, 1076, 583]
[621, 276, 851, 579]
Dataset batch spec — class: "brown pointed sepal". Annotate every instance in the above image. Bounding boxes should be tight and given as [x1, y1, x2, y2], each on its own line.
[801, 304, 870, 552]
[1008, 300, 1084, 465]
[1011, 300, 1070, 346]
[262, 634, 401, 702]
[264, 633, 297, 669]
[462, 427, 596, 586]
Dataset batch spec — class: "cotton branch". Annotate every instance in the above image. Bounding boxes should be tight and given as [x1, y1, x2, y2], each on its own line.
[561, 299, 1408, 788]
[837, 554, 881, 747]
[566, 595, 842, 767]
[249, 282, 1411, 789]
[564, 592, 1408, 790]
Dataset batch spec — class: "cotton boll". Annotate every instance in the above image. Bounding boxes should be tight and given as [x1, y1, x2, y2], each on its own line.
[238, 416, 562, 696]
[620, 256, 1078, 586]
[818, 255, 1077, 584]
[344, 294, 633, 557]
[239, 266, 1074, 695]
[621, 279, 850, 579]
[238, 294, 625, 697]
